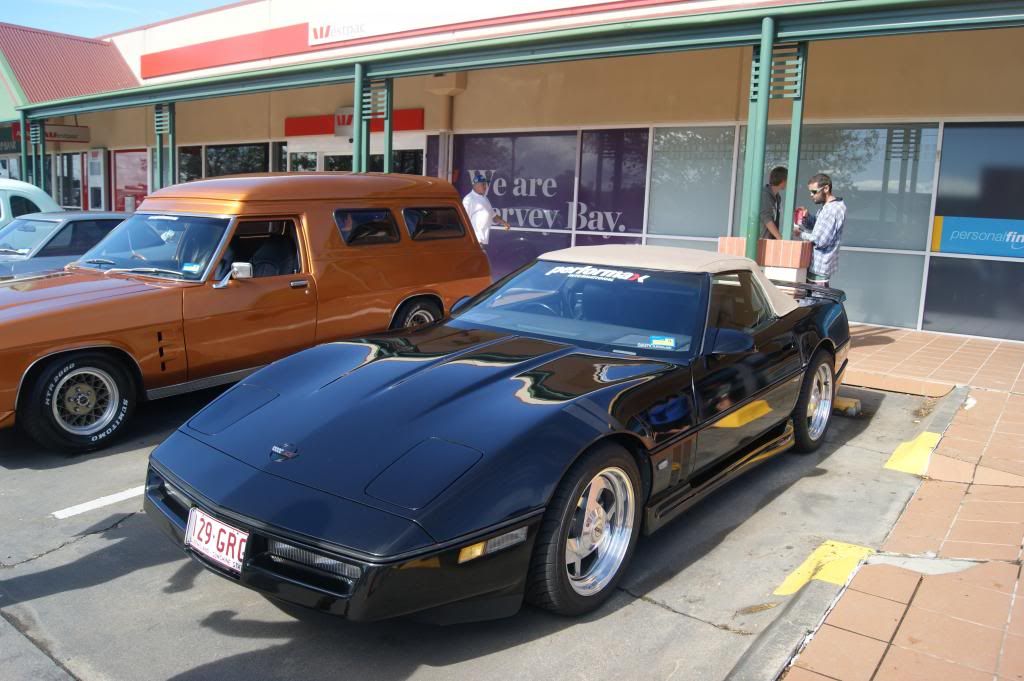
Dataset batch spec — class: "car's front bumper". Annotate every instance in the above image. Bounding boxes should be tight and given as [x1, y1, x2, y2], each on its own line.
[145, 459, 540, 624]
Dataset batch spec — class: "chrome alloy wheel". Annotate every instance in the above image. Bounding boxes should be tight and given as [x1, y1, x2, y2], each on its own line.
[405, 309, 436, 327]
[806, 362, 834, 441]
[52, 368, 120, 436]
[565, 466, 635, 596]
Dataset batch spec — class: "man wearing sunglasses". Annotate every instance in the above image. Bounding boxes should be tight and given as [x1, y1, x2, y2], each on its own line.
[793, 173, 846, 287]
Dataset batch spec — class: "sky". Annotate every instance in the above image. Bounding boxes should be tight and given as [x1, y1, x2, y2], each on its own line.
[0, 0, 232, 38]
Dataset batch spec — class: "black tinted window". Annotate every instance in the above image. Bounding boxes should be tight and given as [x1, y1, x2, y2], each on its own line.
[10, 195, 40, 217]
[403, 207, 465, 240]
[708, 271, 772, 334]
[334, 209, 400, 246]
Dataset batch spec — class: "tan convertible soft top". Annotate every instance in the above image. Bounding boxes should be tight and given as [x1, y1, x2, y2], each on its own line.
[539, 245, 798, 316]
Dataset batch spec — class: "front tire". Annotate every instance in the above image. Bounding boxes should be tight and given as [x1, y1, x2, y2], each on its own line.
[20, 353, 136, 454]
[792, 350, 835, 453]
[526, 442, 642, 616]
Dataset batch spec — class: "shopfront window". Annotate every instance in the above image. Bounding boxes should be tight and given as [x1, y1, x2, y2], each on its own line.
[924, 123, 1024, 340]
[204, 143, 269, 177]
[112, 149, 147, 212]
[56, 153, 83, 209]
[289, 151, 317, 172]
[577, 129, 648, 236]
[272, 142, 287, 172]
[324, 154, 352, 172]
[648, 126, 736, 238]
[367, 150, 424, 175]
[735, 124, 938, 250]
[178, 146, 202, 182]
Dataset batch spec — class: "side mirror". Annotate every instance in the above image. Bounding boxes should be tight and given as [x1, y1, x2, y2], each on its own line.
[213, 262, 253, 289]
[710, 328, 755, 356]
[449, 296, 471, 316]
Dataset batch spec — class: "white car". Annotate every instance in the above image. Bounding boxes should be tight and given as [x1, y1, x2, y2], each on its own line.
[0, 178, 62, 230]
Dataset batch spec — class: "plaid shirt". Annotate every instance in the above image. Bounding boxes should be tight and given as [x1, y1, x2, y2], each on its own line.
[798, 198, 846, 279]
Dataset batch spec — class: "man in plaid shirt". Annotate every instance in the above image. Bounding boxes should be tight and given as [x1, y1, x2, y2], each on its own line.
[793, 173, 846, 287]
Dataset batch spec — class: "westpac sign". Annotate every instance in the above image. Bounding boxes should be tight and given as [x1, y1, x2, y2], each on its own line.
[309, 22, 367, 46]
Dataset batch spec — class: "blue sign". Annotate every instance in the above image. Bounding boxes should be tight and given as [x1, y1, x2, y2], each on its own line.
[934, 216, 1024, 258]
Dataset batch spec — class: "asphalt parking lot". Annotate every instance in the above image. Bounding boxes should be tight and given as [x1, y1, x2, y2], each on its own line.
[0, 385, 929, 681]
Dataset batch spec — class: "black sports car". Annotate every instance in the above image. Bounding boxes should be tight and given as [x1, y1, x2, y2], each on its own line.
[145, 245, 849, 623]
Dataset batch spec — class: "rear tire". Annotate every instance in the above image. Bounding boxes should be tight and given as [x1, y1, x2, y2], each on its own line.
[526, 442, 642, 616]
[19, 352, 136, 454]
[391, 298, 442, 329]
[792, 350, 835, 453]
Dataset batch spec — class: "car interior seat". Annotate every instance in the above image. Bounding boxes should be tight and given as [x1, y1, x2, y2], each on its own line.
[250, 234, 298, 277]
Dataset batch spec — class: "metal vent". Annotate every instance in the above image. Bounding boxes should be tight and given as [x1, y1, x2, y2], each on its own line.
[750, 42, 807, 101]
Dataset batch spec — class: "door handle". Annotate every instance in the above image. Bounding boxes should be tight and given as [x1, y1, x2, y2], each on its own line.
[289, 280, 309, 289]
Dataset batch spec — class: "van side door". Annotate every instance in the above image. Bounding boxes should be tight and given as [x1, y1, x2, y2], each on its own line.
[182, 217, 317, 379]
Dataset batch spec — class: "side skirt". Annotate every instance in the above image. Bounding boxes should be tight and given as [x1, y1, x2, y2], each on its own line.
[643, 419, 795, 535]
[145, 366, 265, 401]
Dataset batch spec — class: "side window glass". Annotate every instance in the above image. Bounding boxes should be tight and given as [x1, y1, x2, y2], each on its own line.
[10, 195, 41, 217]
[403, 207, 465, 240]
[216, 220, 301, 280]
[37, 223, 75, 256]
[333, 208, 400, 246]
[708, 271, 772, 334]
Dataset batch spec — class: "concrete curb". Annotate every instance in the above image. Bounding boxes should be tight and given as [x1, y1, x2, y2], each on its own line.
[0, 611, 75, 681]
[724, 579, 841, 681]
[924, 384, 969, 437]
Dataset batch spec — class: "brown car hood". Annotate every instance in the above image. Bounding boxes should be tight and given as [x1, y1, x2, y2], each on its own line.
[0, 270, 165, 317]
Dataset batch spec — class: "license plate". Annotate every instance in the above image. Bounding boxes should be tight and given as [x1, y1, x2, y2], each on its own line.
[185, 507, 249, 574]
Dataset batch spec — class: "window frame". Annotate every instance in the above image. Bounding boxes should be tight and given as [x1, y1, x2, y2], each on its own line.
[402, 206, 467, 241]
[221, 217, 305, 279]
[333, 208, 402, 246]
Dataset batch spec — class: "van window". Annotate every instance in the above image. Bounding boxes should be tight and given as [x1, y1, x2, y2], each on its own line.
[333, 209, 400, 246]
[215, 220, 301, 279]
[403, 207, 465, 241]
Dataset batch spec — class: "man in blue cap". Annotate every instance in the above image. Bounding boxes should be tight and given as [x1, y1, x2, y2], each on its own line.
[462, 172, 511, 257]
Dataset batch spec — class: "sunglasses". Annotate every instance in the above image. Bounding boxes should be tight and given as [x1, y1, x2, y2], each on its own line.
[808, 186, 829, 195]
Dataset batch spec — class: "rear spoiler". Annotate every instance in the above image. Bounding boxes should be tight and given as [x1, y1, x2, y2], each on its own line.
[770, 279, 847, 304]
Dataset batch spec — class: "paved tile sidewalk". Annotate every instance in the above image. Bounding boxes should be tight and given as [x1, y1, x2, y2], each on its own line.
[846, 325, 1024, 397]
[781, 381, 1024, 681]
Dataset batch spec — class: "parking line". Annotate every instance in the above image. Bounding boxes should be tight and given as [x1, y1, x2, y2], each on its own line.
[884, 431, 941, 476]
[774, 540, 875, 596]
[52, 486, 145, 520]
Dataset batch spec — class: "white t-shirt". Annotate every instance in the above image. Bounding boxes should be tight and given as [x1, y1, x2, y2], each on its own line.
[463, 190, 496, 245]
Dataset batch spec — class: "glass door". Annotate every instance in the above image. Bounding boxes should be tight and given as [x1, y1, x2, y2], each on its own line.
[56, 153, 84, 209]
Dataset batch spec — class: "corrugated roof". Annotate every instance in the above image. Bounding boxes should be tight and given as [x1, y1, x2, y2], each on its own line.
[0, 23, 138, 104]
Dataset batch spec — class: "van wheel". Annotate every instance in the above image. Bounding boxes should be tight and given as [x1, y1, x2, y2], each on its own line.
[392, 299, 442, 329]
[20, 353, 136, 454]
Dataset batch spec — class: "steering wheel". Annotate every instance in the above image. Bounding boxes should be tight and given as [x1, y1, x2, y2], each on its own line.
[521, 301, 559, 316]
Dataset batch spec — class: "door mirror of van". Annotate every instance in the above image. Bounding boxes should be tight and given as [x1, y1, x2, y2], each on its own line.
[450, 296, 471, 316]
[214, 262, 254, 289]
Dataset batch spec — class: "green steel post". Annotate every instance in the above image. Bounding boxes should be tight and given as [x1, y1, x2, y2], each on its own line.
[18, 112, 27, 183]
[168, 102, 176, 185]
[383, 79, 393, 173]
[781, 43, 807, 238]
[352, 63, 364, 173]
[742, 16, 774, 261]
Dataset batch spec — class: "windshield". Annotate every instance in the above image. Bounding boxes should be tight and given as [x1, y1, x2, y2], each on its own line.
[78, 214, 230, 280]
[0, 218, 61, 255]
[451, 260, 706, 357]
